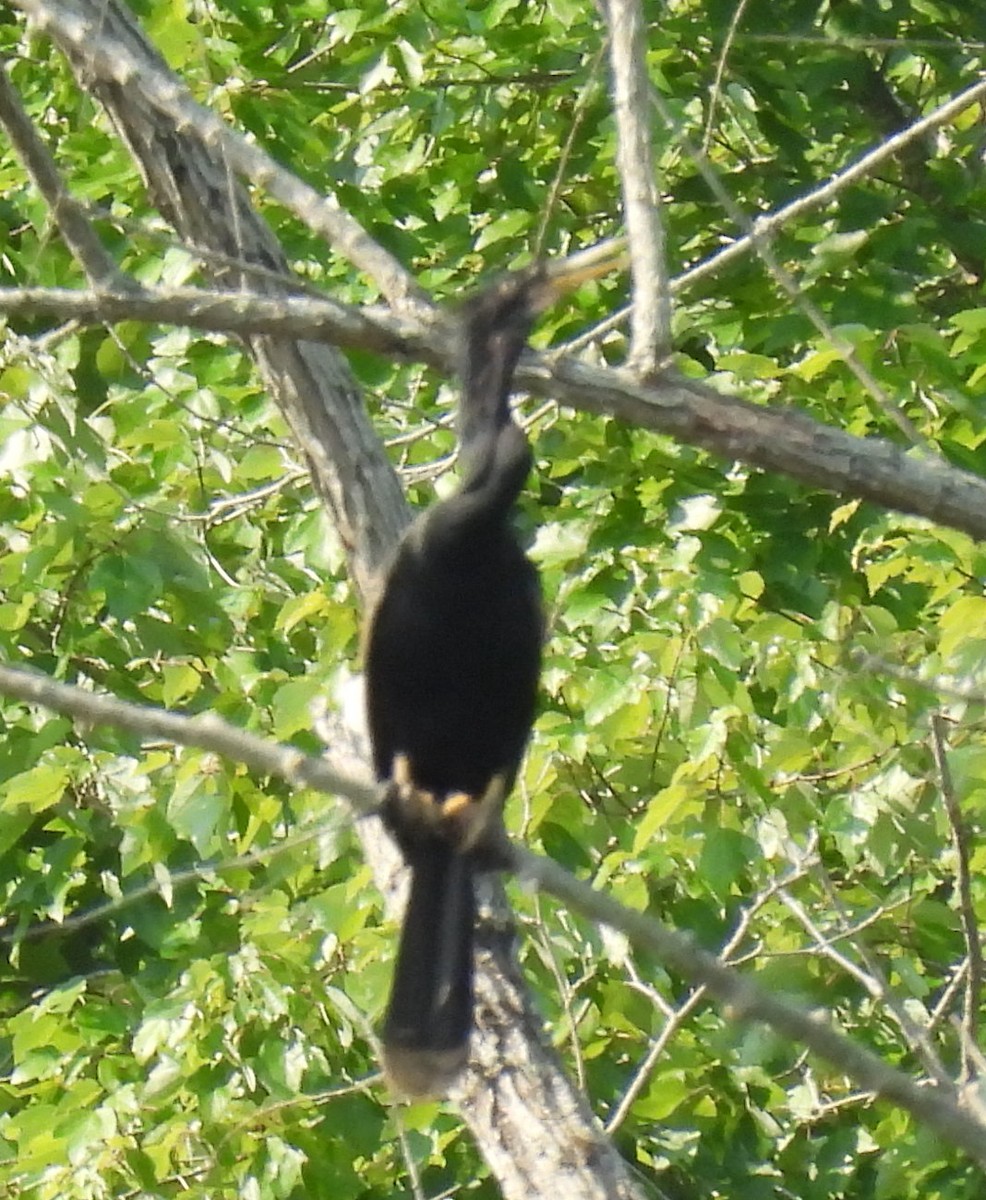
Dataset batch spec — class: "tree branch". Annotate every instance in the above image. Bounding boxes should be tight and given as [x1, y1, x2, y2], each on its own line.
[3, 658, 986, 1168]
[678, 72, 986, 295]
[701, 0, 752, 153]
[778, 886, 951, 1087]
[645, 84, 929, 447]
[606, 844, 813, 1134]
[0, 660, 380, 814]
[6, 283, 986, 543]
[14, 0, 427, 312]
[543, 354, 986, 543]
[581, 73, 986, 357]
[604, 0, 671, 370]
[0, 284, 429, 357]
[12, 0, 412, 597]
[0, 62, 128, 290]
[518, 846, 986, 1168]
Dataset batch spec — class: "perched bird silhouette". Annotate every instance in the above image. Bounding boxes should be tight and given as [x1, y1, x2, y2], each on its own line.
[364, 243, 626, 1096]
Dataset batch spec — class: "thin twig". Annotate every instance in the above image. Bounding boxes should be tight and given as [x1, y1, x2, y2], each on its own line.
[646, 86, 929, 449]
[743, 32, 986, 54]
[534, 43, 609, 259]
[530, 902, 590, 1094]
[702, 0, 752, 153]
[928, 959, 970, 1034]
[931, 711, 983, 1078]
[813, 860, 954, 1086]
[778, 887, 951, 1088]
[517, 845, 986, 1166]
[679, 72, 986, 295]
[572, 73, 986, 350]
[606, 843, 816, 1134]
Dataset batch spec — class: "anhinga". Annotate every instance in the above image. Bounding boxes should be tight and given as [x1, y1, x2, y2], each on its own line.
[364, 242, 625, 1097]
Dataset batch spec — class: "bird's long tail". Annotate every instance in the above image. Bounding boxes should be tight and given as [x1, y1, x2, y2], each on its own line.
[381, 843, 475, 1097]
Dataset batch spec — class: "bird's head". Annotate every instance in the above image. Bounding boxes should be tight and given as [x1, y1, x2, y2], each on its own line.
[457, 239, 628, 460]
[461, 238, 628, 357]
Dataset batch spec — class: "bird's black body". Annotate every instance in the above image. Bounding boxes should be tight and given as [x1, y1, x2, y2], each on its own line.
[366, 512, 541, 811]
[364, 270, 548, 1096]
[364, 246, 624, 1095]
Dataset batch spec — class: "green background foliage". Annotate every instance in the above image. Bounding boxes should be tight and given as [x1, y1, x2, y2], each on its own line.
[2, 0, 986, 1195]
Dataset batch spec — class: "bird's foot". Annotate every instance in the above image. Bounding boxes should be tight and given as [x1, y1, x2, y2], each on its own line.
[389, 753, 439, 826]
[388, 755, 506, 854]
[443, 775, 506, 852]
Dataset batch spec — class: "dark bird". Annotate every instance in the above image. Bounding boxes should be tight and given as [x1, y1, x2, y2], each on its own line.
[364, 242, 626, 1097]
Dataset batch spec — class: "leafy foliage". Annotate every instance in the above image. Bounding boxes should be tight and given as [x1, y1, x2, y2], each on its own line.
[2, 1, 986, 1197]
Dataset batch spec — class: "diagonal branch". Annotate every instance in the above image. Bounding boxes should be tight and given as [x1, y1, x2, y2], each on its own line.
[2, 658, 986, 1169]
[677, 72, 986, 296]
[580, 73, 986, 346]
[541, 354, 986, 543]
[0, 660, 380, 814]
[0, 62, 128, 290]
[606, 845, 814, 1134]
[701, 0, 752, 153]
[646, 84, 929, 448]
[13, 0, 426, 311]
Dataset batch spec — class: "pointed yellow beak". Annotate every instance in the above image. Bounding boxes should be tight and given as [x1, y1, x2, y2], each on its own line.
[534, 238, 629, 308]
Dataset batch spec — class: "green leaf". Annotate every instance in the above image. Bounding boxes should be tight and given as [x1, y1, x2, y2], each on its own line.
[474, 210, 532, 250]
[1, 761, 70, 814]
[167, 774, 227, 855]
[270, 677, 321, 739]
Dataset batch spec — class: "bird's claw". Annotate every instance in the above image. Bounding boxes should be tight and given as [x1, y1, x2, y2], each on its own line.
[387, 755, 506, 853]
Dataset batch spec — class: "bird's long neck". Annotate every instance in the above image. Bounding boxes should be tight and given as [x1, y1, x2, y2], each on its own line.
[416, 279, 539, 555]
[456, 311, 533, 515]
[457, 324, 527, 456]
[418, 346, 532, 556]
[460, 423, 532, 516]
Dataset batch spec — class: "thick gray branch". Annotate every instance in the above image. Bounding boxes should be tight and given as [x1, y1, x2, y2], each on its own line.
[6, 284, 986, 543]
[539, 357, 986, 543]
[605, 0, 670, 370]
